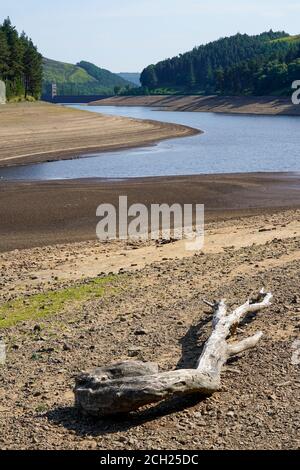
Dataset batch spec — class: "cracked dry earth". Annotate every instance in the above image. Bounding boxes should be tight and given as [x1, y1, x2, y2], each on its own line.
[0, 210, 299, 450]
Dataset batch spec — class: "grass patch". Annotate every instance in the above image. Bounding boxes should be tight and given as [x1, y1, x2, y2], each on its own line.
[7, 95, 36, 103]
[0, 275, 117, 329]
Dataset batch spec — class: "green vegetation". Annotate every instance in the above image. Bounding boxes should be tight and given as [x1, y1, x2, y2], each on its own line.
[43, 58, 97, 85]
[0, 17, 43, 100]
[140, 31, 300, 96]
[0, 275, 116, 329]
[0, 17, 135, 99]
[272, 34, 300, 43]
[43, 58, 135, 96]
[77, 61, 131, 88]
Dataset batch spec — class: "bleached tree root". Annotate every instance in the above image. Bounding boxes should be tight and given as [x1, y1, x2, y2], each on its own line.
[74, 290, 272, 416]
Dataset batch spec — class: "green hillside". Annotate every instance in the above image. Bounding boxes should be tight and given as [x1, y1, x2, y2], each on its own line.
[140, 31, 300, 96]
[77, 61, 131, 88]
[43, 58, 97, 84]
[42, 58, 134, 96]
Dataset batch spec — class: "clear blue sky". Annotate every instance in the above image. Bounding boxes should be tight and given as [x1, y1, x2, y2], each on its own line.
[3, 0, 300, 72]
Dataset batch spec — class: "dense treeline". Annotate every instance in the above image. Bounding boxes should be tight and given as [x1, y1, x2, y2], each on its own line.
[0, 17, 42, 100]
[140, 31, 300, 96]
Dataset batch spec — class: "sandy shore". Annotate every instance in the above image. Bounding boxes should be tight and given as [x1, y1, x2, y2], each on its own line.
[90, 94, 300, 116]
[1, 172, 300, 252]
[0, 102, 198, 167]
[1, 208, 299, 302]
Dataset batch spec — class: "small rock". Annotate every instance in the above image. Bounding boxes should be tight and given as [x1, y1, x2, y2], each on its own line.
[134, 328, 148, 336]
[133, 313, 142, 319]
[128, 347, 142, 357]
[0, 340, 6, 366]
[89, 441, 98, 450]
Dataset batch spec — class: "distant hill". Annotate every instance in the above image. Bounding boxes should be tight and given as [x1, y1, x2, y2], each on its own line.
[140, 31, 300, 96]
[118, 73, 140, 86]
[42, 58, 134, 96]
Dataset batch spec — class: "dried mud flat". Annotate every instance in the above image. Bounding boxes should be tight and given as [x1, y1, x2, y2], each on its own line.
[1, 173, 300, 252]
[0, 209, 299, 450]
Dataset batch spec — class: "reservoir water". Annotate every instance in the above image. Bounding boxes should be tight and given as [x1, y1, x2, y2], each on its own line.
[0, 104, 299, 180]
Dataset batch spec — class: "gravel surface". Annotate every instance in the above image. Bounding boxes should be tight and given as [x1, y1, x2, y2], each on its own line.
[0, 212, 299, 450]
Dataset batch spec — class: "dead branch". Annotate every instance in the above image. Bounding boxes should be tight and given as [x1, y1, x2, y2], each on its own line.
[74, 290, 272, 416]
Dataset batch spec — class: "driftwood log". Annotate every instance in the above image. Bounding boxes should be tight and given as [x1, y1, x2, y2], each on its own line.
[74, 290, 272, 416]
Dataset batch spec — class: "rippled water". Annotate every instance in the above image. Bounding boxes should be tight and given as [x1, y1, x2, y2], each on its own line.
[0, 104, 299, 180]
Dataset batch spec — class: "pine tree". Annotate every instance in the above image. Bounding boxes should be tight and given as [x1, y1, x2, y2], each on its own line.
[215, 67, 224, 93]
[2, 18, 23, 81]
[0, 30, 9, 79]
[140, 65, 158, 89]
[23, 38, 43, 98]
[0, 17, 42, 99]
[186, 60, 196, 88]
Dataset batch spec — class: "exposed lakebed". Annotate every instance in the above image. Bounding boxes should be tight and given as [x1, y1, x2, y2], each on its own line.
[0, 104, 299, 180]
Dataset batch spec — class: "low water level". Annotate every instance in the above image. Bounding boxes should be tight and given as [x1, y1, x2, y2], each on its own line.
[0, 105, 299, 180]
